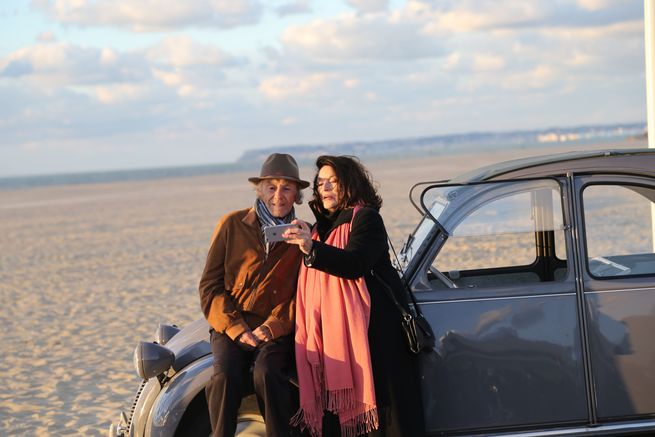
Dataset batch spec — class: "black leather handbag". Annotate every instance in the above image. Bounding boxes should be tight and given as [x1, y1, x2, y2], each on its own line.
[402, 310, 436, 354]
[370, 270, 435, 354]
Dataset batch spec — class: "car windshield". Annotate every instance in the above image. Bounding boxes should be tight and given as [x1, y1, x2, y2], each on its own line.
[399, 179, 564, 270]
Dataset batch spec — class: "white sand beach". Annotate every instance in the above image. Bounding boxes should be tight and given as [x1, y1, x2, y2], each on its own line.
[0, 141, 645, 435]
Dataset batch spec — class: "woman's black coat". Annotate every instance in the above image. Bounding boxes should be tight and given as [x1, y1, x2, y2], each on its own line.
[307, 205, 426, 437]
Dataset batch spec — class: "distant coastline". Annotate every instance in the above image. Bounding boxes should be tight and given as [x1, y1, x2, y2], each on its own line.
[0, 162, 255, 190]
[238, 121, 647, 164]
[1, 121, 646, 190]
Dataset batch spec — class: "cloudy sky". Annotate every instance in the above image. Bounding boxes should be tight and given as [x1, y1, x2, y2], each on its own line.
[0, 0, 647, 177]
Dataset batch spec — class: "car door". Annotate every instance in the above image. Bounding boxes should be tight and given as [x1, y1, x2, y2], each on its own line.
[575, 175, 655, 420]
[406, 178, 589, 435]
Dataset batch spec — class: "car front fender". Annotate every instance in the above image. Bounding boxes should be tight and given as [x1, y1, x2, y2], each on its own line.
[129, 378, 161, 437]
[145, 355, 213, 437]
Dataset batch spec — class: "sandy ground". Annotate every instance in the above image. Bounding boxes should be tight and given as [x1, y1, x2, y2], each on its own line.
[0, 142, 646, 435]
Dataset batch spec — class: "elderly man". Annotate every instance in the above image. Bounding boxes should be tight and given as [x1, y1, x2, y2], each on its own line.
[199, 153, 309, 437]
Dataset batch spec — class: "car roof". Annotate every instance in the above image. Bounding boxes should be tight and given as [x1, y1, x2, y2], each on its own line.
[450, 148, 655, 183]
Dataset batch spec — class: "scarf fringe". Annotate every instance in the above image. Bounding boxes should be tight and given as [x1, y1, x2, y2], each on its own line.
[291, 407, 322, 437]
[291, 382, 379, 437]
[326, 387, 356, 411]
[291, 404, 379, 437]
[340, 407, 379, 437]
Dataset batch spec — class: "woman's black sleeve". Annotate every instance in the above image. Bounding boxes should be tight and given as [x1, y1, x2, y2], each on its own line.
[308, 208, 388, 279]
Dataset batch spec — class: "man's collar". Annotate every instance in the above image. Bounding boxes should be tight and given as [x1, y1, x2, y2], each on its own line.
[243, 207, 260, 228]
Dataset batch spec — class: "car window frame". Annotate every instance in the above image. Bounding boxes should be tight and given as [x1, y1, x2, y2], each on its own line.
[408, 177, 576, 302]
[577, 175, 655, 283]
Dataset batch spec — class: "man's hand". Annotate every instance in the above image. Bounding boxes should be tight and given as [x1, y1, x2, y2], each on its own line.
[253, 325, 273, 343]
[236, 330, 260, 351]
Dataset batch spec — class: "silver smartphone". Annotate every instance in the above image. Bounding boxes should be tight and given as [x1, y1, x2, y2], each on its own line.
[263, 223, 300, 243]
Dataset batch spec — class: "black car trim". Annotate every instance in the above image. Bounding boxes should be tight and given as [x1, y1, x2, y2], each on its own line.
[466, 418, 655, 436]
[567, 172, 599, 426]
[416, 292, 576, 305]
[576, 177, 655, 281]
[409, 179, 449, 215]
[418, 176, 564, 226]
[451, 149, 655, 184]
[430, 417, 589, 436]
[583, 286, 655, 294]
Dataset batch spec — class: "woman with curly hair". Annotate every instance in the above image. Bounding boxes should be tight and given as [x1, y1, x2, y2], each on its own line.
[284, 155, 426, 437]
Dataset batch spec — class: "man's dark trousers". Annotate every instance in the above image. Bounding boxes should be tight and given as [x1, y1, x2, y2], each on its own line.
[206, 330, 297, 437]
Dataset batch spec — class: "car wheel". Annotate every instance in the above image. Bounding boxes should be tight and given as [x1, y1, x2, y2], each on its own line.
[174, 391, 212, 437]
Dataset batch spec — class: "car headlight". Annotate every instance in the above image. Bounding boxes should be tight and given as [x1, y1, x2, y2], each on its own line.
[133, 341, 175, 380]
[155, 323, 180, 345]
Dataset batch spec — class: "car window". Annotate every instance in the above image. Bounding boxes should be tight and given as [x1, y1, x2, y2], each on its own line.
[583, 184, 655, 278]
[429, 180, 567, 289]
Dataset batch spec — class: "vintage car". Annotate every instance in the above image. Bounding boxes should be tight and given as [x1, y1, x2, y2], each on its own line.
[110, 148, 655, 436]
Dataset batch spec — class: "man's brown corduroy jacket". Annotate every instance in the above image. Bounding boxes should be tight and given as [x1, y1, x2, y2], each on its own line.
[199, 207, 303, 340]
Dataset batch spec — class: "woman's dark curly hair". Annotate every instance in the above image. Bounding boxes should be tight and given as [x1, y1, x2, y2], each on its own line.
[311, 155, 383, 212]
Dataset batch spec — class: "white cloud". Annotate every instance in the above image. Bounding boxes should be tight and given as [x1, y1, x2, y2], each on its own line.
[143, 37, 243, 98]
[542, 19, 643, 40]
[151, 68, 184, 87]
[100, 48, 119, 65]
[530, 19, 644, 73]
[410, 0, 641, 35]
[282, 12, 443, 61]
[94, 83, 149, 104]
[365, 91, 378, 101]
[177, 84, 198, 97]
[281, 116, 298, 126]
[31, 0, 263, 31]
[0, 36, 241, 103]
[565, 51, 594, 67]
[275, 0, 311, 17]
[442, 52, 461, 71]
[259, 73, 340, 100]
[0, 42, 146, 87]
[346, 0, 388, 14]
[576, 0, 613, 11]
[146, 36, 237, 68]
[36, 31, 57, 43]
[500, 64, 555, 91]
[472, 53, 505, 72]
[417, 1, 547, 35]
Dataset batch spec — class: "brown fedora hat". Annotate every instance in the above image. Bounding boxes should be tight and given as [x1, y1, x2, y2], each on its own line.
[248, 153, 310, 189]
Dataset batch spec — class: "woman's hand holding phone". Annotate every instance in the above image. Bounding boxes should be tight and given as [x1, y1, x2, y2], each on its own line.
[263, 223, 299, 243]
[283, 219, 313, 254]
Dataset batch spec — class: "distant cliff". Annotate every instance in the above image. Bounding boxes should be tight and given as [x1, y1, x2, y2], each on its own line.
[237, 122, 646, 164]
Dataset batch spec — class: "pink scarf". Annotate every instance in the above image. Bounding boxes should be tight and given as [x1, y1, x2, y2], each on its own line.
[292, 206, 378, 437]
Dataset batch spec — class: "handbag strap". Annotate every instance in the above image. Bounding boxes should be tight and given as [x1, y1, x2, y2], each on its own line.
[383, 233, 427, 319]
[348, 205, 413, 320]
[361, 212, 425, 321]
[369, 269, 415, 323]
